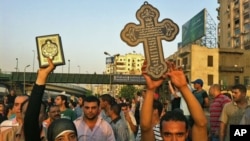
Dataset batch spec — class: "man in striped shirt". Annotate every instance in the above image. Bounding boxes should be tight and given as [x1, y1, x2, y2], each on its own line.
[209, 84, 231, 141]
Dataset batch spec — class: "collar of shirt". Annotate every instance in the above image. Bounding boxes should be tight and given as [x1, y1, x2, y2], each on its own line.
[111, 116, 121, 124]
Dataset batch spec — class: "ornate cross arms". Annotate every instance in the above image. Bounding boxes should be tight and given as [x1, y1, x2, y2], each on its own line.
[121, 2, 179, 80]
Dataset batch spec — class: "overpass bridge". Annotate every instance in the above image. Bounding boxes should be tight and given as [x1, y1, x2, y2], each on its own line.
[0, 72, 146, 96]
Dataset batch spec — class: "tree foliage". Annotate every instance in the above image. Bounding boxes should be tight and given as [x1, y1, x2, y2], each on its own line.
[119, 85, 138, 100]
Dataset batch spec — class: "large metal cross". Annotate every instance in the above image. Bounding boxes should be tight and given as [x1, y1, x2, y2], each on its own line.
[121, 2, 179, 80]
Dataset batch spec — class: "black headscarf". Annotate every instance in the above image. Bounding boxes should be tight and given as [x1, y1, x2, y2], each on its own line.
[47, 118, 77, 141]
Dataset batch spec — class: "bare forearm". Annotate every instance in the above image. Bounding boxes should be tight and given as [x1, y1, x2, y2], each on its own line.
[140, 89, 154, 131]
[219, 122, 226, 141]
[128, 120, 137, 133]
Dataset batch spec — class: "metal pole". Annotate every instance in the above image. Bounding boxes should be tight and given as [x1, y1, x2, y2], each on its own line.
[16, 58, 18, 72]
[23, 65, 30, 95]
[68, 60, 70, 73]
[32, 50, 35, 72]
[104, 51, 120, 96]
[109, 64, 112, 95]
[78, 65, 81, 74]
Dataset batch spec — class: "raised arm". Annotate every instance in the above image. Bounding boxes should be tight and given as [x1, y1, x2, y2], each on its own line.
[140, 61, 165, 141]
[165, 62, 208, 141]
[24, 58, 55, 141]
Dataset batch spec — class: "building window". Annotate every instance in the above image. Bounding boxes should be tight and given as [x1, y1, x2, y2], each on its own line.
[244, 76, 250, 86]
[234, 76, 240, 85]
[183, 57, 188, 66]
[244, 2, 249, 10]
[207, 56, 213, 67]
[235, 19, 240, 26]
[177, 59, 180, 66]
[244, 23, 250, 31]
[246, 45, 250, 50]
[208, 75, 213, 85]
[234, 0, 239, 5]
[244, 13, 249, 20]
[234, 38, 240, 48]
[234, 28, 240, 35]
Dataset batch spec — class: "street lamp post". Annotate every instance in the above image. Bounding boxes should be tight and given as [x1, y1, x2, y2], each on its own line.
[68, 59, 70, 73]
[32, 50, 35, 72]
[15, 58, 19, 72]
[77, 65, 81, 74]
[23, 65, 30, 95]
[104, 51, 120, 96]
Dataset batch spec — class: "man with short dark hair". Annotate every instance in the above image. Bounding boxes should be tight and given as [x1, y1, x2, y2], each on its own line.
[74, 95, 86, 118]
[99, 94, 114, 123]
[55, 95, 76, 121]
[107, 103, 129, 141]
[208, 84, 231, 141]
[74, 95, 115, 141]
[120, 102, 137, 139]
[191, 79, 209, 108]
[43, 105, 61, 129]
[0, 95, 29, 132]
[219, 84, 250, 141]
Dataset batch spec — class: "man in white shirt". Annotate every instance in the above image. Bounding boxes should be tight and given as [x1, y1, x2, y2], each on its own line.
[74, 95, 115, 141]
[0, 95, 28, 132]
[120, 103, 137, 141]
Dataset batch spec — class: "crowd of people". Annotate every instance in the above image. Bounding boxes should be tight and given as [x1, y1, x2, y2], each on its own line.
[0, 58, 250, 141]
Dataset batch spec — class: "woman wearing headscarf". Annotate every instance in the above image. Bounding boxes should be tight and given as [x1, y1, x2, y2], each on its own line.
[47, 118, 78, 141]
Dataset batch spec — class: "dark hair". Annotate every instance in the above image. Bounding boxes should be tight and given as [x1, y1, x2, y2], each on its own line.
[160, 110, 189, 132]
[223, 92, 232, 100]
[47, 104, 59, 112]
[78, 95, 86, 100]
[153, 100, 163, 117]
[5, 103, 14, 115]
[99, 94, 115, 105]
[57, 95, 69, 108]
[69, 100, 77, 108]
[136, 91, 141, 96]
[110, 103, 121, 116]
[119, 102, 127, 108]
[232, 84, 247, 94]
[84, 96, 100, 106]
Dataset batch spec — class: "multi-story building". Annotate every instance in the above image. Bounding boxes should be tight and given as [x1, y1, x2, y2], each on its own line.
[217, 0, 250, 91]
[101, 52, 145, 96]
[167, 0, 250, 95]
[167, 44, 219, 91]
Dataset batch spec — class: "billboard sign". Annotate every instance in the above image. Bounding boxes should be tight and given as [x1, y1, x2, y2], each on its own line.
[106, 57, 114, 64]
[113, 75, 146, 84]
[182, 9, 206, 46]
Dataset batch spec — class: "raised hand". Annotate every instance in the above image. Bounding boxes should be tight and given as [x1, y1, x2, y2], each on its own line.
[141, 61, 165, 91]
[164, 61, 187, 89]
[36, 58, 55, 85]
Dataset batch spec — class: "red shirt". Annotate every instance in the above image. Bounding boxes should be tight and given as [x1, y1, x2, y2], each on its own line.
[209, 94, 231, 134]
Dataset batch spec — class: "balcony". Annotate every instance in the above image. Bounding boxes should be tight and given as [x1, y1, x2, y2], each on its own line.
[219, 48, 244, 54]
[219, 65, 244, 72]
[182, 64, 191, 72]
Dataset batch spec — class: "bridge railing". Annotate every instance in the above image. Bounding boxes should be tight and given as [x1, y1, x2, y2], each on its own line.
[6, 72, 146, 85]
